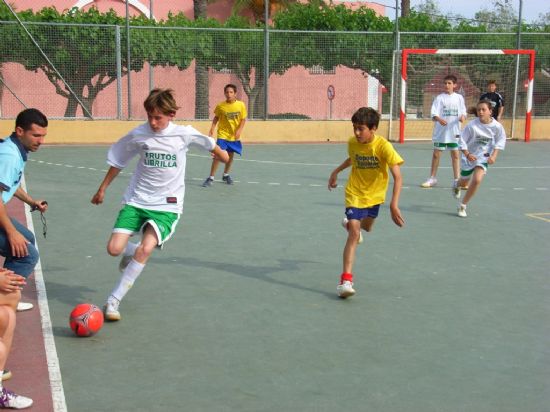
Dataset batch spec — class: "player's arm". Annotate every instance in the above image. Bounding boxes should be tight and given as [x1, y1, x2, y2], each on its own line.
[13, 186, 48, 213]
[388, 164, 404, 227]
[91, 166, 121, 205]
[459, 96, 467, 123]
[234, 118, 247, 140]
[211, 145, 229, 164]
[209, 116, 219, 137]
[488, 149, 500, 165]
[328, 158, 351, 191]
[431, 97, 446, 126]
[497, 105, 504, 121]
[459, 125, 476, 161]
[0, 194, 30, 258]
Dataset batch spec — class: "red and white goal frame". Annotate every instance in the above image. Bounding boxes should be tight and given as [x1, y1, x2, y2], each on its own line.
[399, 48, 536, 143]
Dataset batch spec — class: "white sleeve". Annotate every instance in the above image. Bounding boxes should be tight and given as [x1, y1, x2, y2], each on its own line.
[459, 123, 472, 150]
[459, 95, 467, 117]
[494, 123, 507, 150]
[184, 126, 216, 151]
[430, 95, 441, 119]
[107, 133, 139, 169]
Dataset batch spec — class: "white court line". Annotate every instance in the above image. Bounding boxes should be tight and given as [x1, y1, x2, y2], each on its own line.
[28, 159, 550, 191]
[21, 176, 67, 412]
[187, 153, 550, 169]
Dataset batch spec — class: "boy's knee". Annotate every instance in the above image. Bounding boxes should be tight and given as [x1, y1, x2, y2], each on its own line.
[106, 245, 123, 257]
[136, 243, 155, 258]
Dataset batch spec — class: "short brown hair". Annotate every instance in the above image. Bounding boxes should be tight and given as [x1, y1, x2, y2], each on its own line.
[224, 84, 237, 93]
[444, 74, 457, 84]
[143, 88, 180, 115]
[351, 107, 380, 129]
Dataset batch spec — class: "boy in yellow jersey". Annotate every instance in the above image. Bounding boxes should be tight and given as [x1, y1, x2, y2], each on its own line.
[328, 107, 405, 298]
[202, 84, 247, 187]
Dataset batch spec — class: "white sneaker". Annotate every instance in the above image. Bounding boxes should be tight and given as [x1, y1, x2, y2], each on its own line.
[337, 281, 356, 298]
[0, 387, 33, 409]
[452, 181, 461, 199]
[457, 204, 467, 218]
[119, 255, 132, 273]
[421, 177, 437, 188]
[16, 302, 34, 312]
[103, 297, 121, 321]
[341, 217, 363, 244]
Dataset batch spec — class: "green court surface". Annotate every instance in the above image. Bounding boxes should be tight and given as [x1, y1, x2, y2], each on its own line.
[26, 141, 549, 412]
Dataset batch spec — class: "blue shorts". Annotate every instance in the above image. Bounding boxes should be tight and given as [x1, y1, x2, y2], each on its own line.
[217, 138, 242, 155]
[345, 205, 380, 220]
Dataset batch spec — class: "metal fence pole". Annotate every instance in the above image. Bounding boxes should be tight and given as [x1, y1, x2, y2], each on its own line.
[126, 0, 132, 119]
[388, 0, 399, 141]
[264, 0, 270, 120]
[149, 0, 154, 91]
[116, 25, 122, 120]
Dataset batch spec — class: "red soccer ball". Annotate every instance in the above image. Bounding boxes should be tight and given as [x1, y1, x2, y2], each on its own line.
[69, 303, 104, 337]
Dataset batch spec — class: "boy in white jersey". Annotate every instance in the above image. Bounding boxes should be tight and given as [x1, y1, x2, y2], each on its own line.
[202, 84, 247, 187]
[328, 107, 404, 298]
[456, 99, 506, 217]
[421, 75, 467, 193]
[91, 89, 229, 321]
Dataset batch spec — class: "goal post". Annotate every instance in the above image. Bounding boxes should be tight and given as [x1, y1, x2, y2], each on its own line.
[398, 48, 535, 143]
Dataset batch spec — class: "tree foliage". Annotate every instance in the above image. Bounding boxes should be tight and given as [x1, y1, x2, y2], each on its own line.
[0, 5, 161, 117]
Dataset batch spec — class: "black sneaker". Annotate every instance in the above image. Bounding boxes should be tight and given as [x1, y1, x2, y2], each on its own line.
[202, 177, 214, 187]
[222, 175, 233, 185]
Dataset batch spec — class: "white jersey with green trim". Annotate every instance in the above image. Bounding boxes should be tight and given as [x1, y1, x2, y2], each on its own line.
[459, 117, 506, 170]
[431, 92, 467, 144]
[107, 122, 215, 213]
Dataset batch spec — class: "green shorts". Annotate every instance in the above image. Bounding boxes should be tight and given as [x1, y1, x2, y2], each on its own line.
[113, 205, 180, 245]
[461, 163, 488, 176]
[433, 142, 459, 151]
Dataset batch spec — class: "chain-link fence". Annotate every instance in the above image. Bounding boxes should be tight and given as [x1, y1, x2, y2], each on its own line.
[1, 20, 549, 131]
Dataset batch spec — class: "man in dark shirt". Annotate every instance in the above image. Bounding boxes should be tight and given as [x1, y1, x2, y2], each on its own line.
[480, 80, 504, 121]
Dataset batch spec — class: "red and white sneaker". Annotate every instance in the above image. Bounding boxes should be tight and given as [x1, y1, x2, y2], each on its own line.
[337, 281, 356, 298]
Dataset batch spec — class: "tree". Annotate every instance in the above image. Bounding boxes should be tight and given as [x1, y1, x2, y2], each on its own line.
[0, 6, 158, 117]
[473, 0, 518, 31]
[274, 1, 394, 83]
[401, 0, 410, 18]
[534, 11, 550, 29]
[411, 0, 442, 23]
[232, 0, 297, 22]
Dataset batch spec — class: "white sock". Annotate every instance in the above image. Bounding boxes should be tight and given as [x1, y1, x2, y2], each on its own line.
[110, 259, 145, 302]
[124, 241, 139, 257]
[0, 370, 3, 388]
[223, 173, 229, 177]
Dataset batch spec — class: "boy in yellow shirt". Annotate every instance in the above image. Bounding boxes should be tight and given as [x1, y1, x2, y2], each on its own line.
[202, 84, 247, 187]
[328, 107, 405, 298]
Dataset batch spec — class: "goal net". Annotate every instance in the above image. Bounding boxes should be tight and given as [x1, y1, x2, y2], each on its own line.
[394, 49, 535, 143]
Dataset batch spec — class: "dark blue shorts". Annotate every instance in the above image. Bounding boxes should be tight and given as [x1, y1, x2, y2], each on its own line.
[217, 138, 242, 155]
[345, 205, 380, 220]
